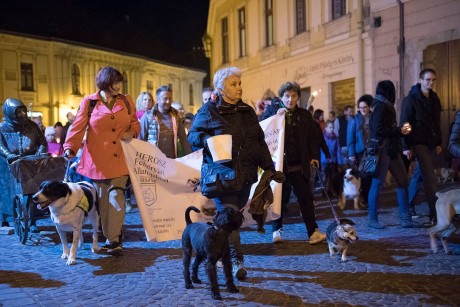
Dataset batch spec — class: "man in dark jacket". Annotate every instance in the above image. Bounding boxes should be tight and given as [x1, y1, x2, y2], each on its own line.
[400, 68, 442, 224]
[334, 105, 354, 170]
[260, 82, 325, 244]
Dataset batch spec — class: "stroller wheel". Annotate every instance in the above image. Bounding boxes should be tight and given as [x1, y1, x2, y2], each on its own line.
[13, 195, 29, 244]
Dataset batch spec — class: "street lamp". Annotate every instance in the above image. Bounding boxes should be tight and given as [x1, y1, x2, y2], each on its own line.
[202, 34, 212, 59]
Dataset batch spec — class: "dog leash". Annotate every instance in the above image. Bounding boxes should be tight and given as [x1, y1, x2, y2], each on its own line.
[63, 159, 72, 183]
[314, 165, 341, 225]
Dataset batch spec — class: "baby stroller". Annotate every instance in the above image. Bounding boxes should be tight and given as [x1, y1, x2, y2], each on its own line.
[0, 154, 66, 244]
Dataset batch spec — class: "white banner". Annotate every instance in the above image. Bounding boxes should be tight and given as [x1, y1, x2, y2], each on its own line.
[121, 114, 285, 242]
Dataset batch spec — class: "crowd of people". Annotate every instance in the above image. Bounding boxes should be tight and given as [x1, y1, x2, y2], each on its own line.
[1, 65, 459, 280]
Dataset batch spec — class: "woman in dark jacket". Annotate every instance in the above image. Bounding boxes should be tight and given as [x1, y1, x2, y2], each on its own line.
[367, 80, 415, 229]
[188, 67, 275, 280]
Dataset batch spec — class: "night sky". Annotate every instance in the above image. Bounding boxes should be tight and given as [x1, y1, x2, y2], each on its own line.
[0, 0, 210, 70]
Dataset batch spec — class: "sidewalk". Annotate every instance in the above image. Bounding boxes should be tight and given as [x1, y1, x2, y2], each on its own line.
[0, 184, 459, 306]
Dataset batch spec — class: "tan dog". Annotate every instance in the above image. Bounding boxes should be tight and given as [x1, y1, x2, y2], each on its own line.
[428, 190, 460, 254]
[326, 218, 358, 262]
[338, 169, 361, 210]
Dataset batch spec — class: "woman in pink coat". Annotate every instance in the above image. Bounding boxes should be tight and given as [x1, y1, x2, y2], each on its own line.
[64, 66, 140, 256]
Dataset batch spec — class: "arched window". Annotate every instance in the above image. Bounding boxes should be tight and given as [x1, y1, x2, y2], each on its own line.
[189, 84, 194, 106]
[122, 72, 128, 94]
[71, 64, 81, 95]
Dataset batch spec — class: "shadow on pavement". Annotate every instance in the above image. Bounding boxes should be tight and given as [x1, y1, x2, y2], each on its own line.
[84, 247, 181, 276]
[0, 270, 65, 288]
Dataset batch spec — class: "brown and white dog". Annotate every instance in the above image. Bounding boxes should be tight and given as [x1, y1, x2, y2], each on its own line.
[428, 189, 460, 254]
[337, 169, 361, 210]
[32, 180, 99, 265]
[326, 218, 358, 262]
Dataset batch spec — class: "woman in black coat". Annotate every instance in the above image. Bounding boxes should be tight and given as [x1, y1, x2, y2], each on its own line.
[367, 80, 415, 229]
[188, 67, 275, 280]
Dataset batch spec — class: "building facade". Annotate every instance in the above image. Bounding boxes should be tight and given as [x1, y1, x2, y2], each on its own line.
[0, 32, 206, 126]
[206, 0, 460, 143]
[371, 0, 460, 147]
[206, 0, 374, 115]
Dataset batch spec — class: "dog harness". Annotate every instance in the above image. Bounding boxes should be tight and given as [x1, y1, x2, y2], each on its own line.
[77, 194, 90, 214]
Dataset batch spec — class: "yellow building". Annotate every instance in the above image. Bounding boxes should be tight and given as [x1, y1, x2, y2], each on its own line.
[0, 32, 206, 126]
[206, 0, 374, 115]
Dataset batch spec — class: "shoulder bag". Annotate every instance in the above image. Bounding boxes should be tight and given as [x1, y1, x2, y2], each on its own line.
[200, 160, 244, 199]
[358, 138, 384, 178]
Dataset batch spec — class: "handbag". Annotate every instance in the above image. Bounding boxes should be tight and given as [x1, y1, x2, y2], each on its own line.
[200, 161, 244, 199]
[358, 138, 382, 178]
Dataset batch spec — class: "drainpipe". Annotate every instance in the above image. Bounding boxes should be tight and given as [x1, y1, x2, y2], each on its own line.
[356, 0, 364, 98]
[397, 0, 405, 101]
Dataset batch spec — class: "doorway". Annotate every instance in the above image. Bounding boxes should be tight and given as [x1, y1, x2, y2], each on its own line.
[423, 39, 460, 148]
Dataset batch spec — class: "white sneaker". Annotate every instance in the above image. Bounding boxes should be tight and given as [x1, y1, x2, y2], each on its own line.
[272, 229, 283, 243]
[216, 260, 223, 268]
[309, 229, 326, 244]
[232, 260, 247, 280]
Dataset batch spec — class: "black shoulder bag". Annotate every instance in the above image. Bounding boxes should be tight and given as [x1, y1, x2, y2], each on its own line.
[358, 138, 384, 178]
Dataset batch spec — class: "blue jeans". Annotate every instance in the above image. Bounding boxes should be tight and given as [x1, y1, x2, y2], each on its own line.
[368, 150, 411, 223]
[411, 145, 438, 219]
[408, 161, 423, 207]
[214, 184, 252, 262]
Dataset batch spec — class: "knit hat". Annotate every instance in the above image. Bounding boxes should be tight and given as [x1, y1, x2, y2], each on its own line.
[45, 126, 56, 137]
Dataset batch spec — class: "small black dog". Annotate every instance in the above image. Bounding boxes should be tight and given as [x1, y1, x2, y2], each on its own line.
[182, 206, 244, 300]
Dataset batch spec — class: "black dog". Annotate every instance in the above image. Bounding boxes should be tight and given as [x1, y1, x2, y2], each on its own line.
[182, 206, 244, 300]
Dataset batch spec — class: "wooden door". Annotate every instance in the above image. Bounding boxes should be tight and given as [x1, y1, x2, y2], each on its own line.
[423, 39, 460, 148]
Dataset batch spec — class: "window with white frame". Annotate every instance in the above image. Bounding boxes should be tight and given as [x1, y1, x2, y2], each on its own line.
[189, 84, 194, 106]
[264, 0, 274, 47]
[295, 0, 306, 34]
[221, 17, 229, 63]
[332, 0, 346, 20]
[21, 63, 34, 91]
[238, 7, 247, 58]
[71, 64, 81, 95]
[122, 72, 128, 94]
[146, 80, 153, 93]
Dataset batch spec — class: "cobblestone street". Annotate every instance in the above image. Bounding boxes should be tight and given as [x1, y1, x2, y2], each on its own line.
[1, 184, 459, 306]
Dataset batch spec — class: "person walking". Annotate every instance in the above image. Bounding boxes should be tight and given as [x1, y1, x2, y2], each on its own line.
[138, 86, 191, 159]
[188, 67, 275, 280]
[334, 105, 354, 171]
[260, 82, 326, 245]
[400, 68, 442, 225]
[347, 94, 373, 206]
[63, 66, 140, 256]
[367, 80, 416, 229]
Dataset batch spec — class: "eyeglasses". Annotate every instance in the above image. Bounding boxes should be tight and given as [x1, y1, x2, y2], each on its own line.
[424, 78, 436, 83]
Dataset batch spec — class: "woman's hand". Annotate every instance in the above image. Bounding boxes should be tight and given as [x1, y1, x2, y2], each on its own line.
[64, 149, 75, 160]
[401, 122, 412, 135]
[121, 131, 134, 141]
[277, 108, 287, 116]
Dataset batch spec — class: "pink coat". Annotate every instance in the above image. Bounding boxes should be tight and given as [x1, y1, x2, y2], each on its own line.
[63, 92, 140, 180]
